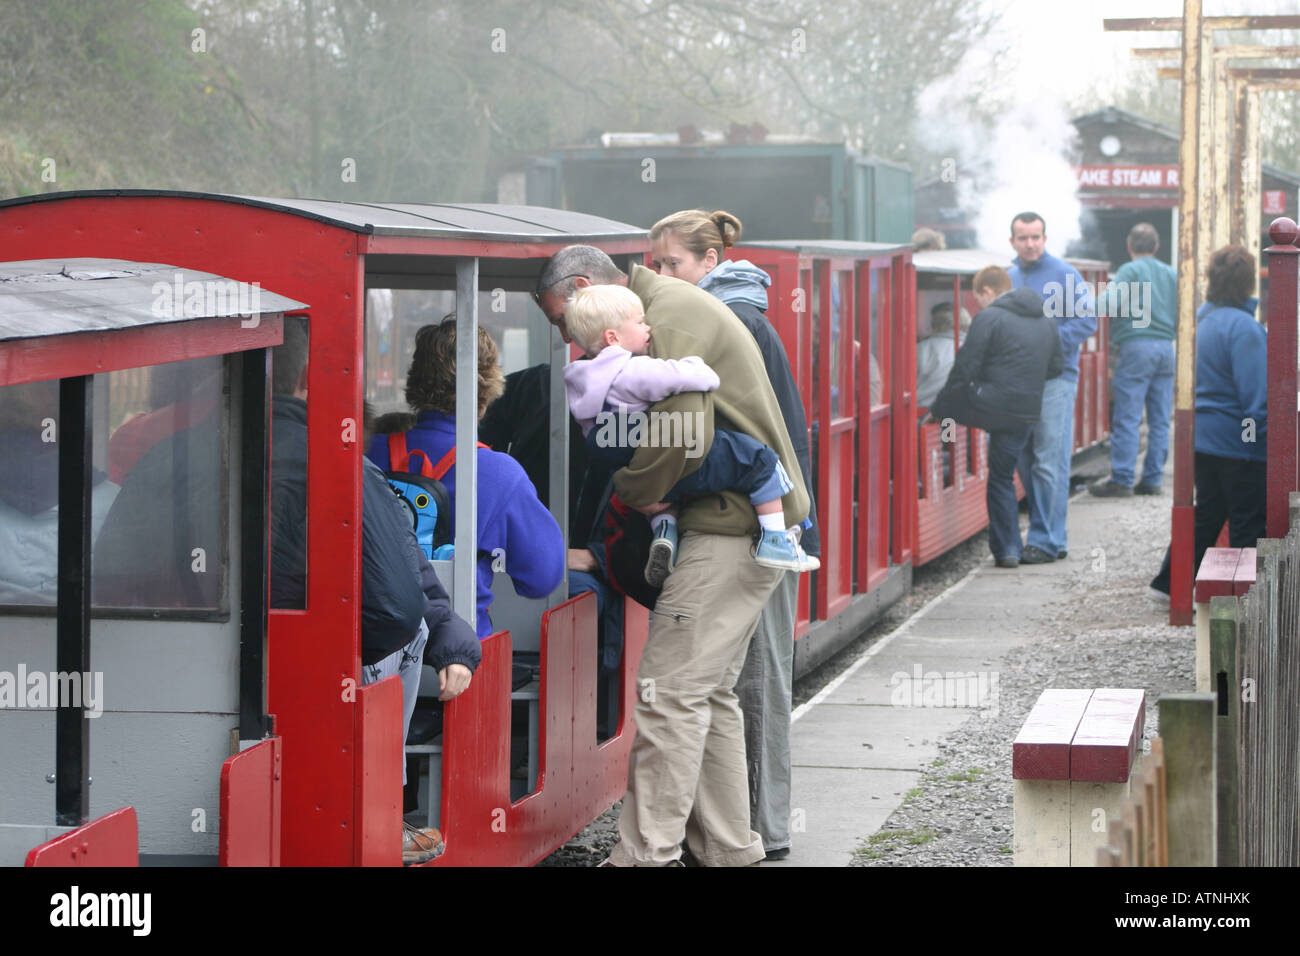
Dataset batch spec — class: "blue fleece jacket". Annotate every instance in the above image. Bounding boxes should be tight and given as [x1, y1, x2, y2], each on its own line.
[366, 410, 565, 638]
[1194, 299, 1267, 462]
[1009, 250, 1097, 381]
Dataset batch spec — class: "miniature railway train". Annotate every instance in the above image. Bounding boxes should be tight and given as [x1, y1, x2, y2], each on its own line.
[0, 190, 1109, 866]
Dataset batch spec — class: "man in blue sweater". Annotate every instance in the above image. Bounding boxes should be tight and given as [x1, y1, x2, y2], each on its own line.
[1090, 223, 1177, 497]
[1008, 212, 1097, 563]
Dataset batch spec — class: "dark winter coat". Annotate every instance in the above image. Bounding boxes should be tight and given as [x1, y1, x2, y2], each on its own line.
[931, 287, 1064, 431]
[269, 396, 478, 670]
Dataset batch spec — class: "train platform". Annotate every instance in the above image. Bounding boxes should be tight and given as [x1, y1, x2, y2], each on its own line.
[771, 458, 1190, 867]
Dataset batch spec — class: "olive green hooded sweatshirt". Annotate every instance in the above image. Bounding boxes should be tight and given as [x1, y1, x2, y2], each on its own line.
[613, 264, 810, 537]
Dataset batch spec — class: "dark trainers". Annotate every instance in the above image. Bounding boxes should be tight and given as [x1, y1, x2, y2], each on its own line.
[1019, 545, 1056, 564]
[644, 521, 678, 587]
[996, 556, 1019, 569]
[1088, 478, 1133, 498]
[1057, 550, 1068, 560]
[1134, 483, 1161, 496]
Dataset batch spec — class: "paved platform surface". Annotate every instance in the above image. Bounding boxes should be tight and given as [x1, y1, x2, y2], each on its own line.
[768, 466, 1163, 867]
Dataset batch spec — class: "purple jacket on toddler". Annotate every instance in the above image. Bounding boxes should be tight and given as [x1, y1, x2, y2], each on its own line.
[563, 346, 720, 437]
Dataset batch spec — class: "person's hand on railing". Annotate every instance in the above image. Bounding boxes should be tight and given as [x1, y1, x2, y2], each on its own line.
[438, 663, 472, 701]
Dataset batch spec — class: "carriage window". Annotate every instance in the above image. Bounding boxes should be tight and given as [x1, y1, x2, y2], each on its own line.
[0, 357, 229, 612]
[829, 271, 842, 419]
[868, 267, 886, 406]
[92, 356, 229, 612]
[365, 288, 530, 416]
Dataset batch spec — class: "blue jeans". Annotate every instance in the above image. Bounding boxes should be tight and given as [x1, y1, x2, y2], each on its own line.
[988, 424, 1033, 560]
[1109, 338, 1174, 487]
[362, 619, 429, 786]
[1017, 376, 1077, 554]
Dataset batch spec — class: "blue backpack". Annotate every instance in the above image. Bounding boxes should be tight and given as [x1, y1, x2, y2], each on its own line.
[383, 432, 485, 559]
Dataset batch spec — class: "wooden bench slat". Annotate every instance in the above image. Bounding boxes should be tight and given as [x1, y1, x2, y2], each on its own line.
[1013, 689, 1093, 780]
[1195, 547, 1241, 603]
[1233, 547, 1257, 595]
[1071, 688, 1145, 782]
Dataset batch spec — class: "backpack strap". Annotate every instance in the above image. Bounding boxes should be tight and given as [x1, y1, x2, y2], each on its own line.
[387, 432, 435, 478]
[428, 441, 490, 482]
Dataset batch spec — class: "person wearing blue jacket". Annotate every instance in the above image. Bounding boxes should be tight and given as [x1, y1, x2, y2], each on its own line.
[1007, 212, 1097, 563]
[366, 318, 565, 639]
[1151, 245, 1266, 596]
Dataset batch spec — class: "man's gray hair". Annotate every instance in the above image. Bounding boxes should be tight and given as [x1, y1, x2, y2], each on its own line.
[1128, 222, 1159, 255]
[537, 245, 626, 299]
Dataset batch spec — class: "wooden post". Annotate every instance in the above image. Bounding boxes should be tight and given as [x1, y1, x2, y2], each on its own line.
[1266, 220, 1299, 538]
[1209, 595, 1241, 866]
[1159, 693, 1217, 866]
[1170, 0, 1204, 626]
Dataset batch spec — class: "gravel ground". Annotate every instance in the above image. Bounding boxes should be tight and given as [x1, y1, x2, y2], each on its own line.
[854, 483, 1193, 866]
[543, 467, 1193, 867]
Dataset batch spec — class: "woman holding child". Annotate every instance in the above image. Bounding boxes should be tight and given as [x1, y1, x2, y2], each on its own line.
[647, 209, 820, 862]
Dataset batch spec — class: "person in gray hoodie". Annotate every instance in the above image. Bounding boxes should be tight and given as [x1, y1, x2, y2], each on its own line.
[648, 208, 818, 861]
[929, 266, 1063, 568]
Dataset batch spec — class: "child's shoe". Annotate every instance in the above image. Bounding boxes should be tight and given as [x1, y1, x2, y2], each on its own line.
[644, 521, 677, 587]
[753, 528, 820, 573]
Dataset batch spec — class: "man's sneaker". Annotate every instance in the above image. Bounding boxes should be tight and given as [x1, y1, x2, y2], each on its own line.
[753, 528, 820, 572]
[1134, 483, 1162, 496]
[644, 521, 677, 587]
[1146, 585, 1171, 605]
[996, 556, 1019, 569]
[402, 821, 444, 865]
[1019, 545, 1056, 564]
[1088, 478, 1133, 498]
[1057, 550, 1068, 560]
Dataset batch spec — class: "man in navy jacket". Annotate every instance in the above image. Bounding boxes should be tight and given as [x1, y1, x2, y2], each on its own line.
[1007, 212, 1096, 563]
[931, 266, 1063, 567]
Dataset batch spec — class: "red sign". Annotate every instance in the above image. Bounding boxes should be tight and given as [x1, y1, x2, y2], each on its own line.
[1263, 190, 1287, 215]
[1074, 165, 1180, 189]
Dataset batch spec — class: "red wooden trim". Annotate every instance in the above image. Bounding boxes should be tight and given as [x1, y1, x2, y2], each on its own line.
[25, 806, 138, 867]
[1013, 689, 1093, 780]
[1265, 218, 1299, 538]
[1195, 547, 1241, 604]
[218, 737, 282, 866]
[0, 315, 284, 387]
[355, 675, 404, 867]
[1070, 689, 1145, 783]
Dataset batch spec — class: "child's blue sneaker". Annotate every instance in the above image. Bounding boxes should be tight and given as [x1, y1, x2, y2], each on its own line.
[753, 528, 820, 573]
[644, 521, 677, 587]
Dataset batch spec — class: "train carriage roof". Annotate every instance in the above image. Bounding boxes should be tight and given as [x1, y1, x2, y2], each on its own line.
[0, 258, 303, 343]
[914, 248, 1110, 275]
[737, 238, 910, 258]
[0, 190, 647, 245]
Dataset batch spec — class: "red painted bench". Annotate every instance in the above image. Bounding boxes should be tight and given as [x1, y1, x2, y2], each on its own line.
[1194, 548, 1256, 692]
[1012, 688, 1145, 866]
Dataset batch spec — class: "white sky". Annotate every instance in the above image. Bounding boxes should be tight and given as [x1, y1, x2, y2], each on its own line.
[990, 0, 1296, 102]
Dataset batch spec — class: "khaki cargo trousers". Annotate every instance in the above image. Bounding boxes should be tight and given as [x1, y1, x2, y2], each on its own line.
[608, 531, 782, 867]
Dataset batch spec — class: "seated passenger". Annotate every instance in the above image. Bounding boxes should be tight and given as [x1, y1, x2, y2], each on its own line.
[916, 302, 959, 410]
[268, 319, 479, 864]
[562, 284, 818, 583]
[0, 381, 119, 605]
[365, 319, 565, 639]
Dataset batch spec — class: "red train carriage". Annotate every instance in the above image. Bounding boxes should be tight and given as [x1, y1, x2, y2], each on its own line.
[0, 258, 298, 866]
[733, 240, 916, 676]
[0, 191, 649, 866]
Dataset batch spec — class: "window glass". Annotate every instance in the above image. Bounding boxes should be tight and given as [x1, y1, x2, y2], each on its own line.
[0, 355, 229, 611]
[868, 268, 885, 406]
[92, 356, 228, 611]
[365, 289, 534, 416]
[829, 270, 842, 419]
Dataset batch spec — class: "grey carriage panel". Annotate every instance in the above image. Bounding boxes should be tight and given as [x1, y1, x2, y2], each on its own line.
[0, 259, 304, 343]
